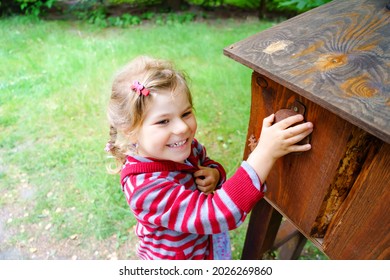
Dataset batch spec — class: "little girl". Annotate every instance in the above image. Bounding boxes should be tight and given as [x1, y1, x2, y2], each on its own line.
[105, 56, 313, 260]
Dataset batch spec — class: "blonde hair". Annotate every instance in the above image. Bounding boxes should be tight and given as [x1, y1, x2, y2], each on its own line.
[106, 56, 193, 173]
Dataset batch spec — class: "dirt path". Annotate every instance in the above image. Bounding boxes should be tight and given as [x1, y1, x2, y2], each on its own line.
[0, 172, 138, 260]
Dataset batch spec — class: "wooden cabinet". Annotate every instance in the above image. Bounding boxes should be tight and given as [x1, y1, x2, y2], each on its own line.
[224, 0, 390, 260]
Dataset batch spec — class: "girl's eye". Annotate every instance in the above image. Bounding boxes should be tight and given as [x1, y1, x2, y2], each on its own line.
[182, 111, 192, 118]
[156, 119, 169, 125]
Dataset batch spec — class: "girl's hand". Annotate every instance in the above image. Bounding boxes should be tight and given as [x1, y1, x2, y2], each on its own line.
[194, 166, 220, 195]
[259, 113, 313, 159]
[247, 113, 313, 183]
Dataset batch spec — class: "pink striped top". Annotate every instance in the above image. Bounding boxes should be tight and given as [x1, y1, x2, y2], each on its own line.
[120, 139, 265, 259]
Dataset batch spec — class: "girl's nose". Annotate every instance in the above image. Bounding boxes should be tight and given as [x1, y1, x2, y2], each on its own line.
[173, 119, 189, 134]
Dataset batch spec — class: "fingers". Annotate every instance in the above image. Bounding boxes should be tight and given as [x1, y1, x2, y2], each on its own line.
[198, 186, 213, 193]
[275, 114, 304, 129]
[194, 171, 207, 185]
[195, 167, 220, 184]
[284, 122, 313, 152]
[285, 121, 313, 140]
[195, 176, 212, 187]
[195, 168, 217, 195]
[262, 114, 275, 128]
[288, 143, 312, 153]
[194, 168, 205, 178]
[273, 117, 313, 153]
[197, 185, 214, 195]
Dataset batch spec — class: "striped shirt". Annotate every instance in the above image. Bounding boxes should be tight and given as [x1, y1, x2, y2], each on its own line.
[120, 139, 265, 259]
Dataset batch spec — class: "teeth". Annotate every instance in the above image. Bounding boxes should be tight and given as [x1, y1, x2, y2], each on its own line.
[168, 140, 186, 148]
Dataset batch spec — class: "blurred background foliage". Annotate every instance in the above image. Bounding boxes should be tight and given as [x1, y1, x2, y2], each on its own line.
[1, 0, 332, 24]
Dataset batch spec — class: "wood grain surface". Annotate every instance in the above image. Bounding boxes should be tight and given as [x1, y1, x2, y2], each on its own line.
[323, 142, 390, 259]
[224, 0, 390, 143]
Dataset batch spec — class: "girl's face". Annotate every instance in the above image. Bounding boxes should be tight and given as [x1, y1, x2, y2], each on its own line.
[135, 90, 197, 163]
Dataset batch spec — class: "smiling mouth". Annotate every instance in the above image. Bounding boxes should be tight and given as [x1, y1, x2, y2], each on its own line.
[167, 139, 187, 148]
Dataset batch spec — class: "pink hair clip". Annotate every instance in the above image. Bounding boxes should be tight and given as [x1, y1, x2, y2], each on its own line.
[131, 81, 150, 96]
[104, 142, 113, 152]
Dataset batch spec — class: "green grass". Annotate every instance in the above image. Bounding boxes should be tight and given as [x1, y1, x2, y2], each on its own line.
[0, 16, 326, 259]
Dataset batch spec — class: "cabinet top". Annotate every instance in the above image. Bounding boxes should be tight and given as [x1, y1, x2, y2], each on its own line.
[224, 0, 390, 143]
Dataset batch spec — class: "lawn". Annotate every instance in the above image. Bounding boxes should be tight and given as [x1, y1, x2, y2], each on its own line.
[0, 15, 326, 260]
